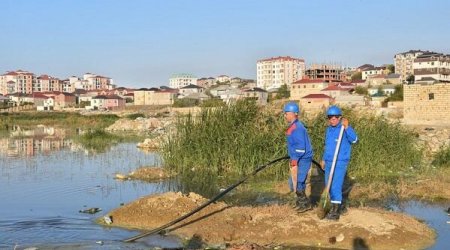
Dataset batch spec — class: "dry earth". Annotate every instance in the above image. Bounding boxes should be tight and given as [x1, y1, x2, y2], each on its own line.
[104, 192, 435, 250]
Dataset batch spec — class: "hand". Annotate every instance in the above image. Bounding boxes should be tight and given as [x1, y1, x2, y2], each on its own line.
[290, 160, 297, 167]
[320, 160, 325, 170]
[341, 118, 349, 128]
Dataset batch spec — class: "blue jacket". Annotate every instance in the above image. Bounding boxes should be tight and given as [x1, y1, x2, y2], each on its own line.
[286, 119, 313, 161]
[323, 123, 358, 162]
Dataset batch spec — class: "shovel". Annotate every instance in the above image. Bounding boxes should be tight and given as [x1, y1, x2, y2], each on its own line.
[317, 125, 345, 219]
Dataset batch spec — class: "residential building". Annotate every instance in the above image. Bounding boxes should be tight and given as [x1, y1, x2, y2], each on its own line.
[256, 56, 305, 90]
[362, 66, 388, 80]
[334, 95, 366, 107]
[299, 94, 333, 111]
[169, 73, 197, 89]
[320, 84, 351, 98]
[366, 74, 387, 86]
[394, 50, 434, 82]
[36, 75, 62, 92]
[368, 85, 396, 96]
[0, 70, 35, 95]
[290, 79, 329, 100]
[241, 87, 268, 105]
[134, 88, 177, 105]
[197, 77, 215, 88]
[179, 84, 204, 98]
[413, 53, 450, 82]
[305, 64, 343, 82]
[216, 75, 230, 83]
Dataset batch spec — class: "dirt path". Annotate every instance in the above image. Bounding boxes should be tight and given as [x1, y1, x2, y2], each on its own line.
[104, 192, 435, 249]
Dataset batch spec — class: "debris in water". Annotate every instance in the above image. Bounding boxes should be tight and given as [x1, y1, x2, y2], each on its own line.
[446, 207, 450, 215]
[114, 173, 128, 180]
[79, 207, 102, 214]
[96, 241, 103, 245]
[104, 215, 113, 225]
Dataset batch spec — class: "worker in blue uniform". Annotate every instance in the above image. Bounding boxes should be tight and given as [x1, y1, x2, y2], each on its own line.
[320, 105, 358, 220]
[283, 102, 314, 213]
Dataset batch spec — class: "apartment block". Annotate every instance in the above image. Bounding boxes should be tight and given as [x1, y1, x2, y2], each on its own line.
[0, 70, 35, 95]
[169, 73, 197, 89]
[256, 56, 305, 90]
[305, 64, 343, 82]
[394, 50, 432, 81]
[413, 53, 450, 82]
[134, 88, 177, 105]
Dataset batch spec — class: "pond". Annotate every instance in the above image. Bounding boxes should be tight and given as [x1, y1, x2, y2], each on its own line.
[0, 126, 448, 249]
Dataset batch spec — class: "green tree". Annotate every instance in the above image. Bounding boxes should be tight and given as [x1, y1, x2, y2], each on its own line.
[387, 64, 395, 74]
[406, 75, 415, 84]
[354, 86, 368, 95]
[351, 72, 362, 81]
[274, 84, 290, 99]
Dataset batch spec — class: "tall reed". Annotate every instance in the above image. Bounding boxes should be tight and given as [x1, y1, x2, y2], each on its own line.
[161, 102, 423, 185]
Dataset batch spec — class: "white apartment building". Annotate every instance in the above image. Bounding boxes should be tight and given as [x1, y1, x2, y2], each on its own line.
[256, 56, 305, 90]
[414, 53, 450, 82]
[394, 50, 431, 82]
[169, 73, 197, 89]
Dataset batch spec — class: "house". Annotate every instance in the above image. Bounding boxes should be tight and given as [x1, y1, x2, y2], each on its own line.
[182, 92, 210, 102]
[43, 92, 76, 109]
[35, 96, 54, 111]
[134, 88, 177, 105]
[385, 73, 401, 85]
[368, 85, 396, 96]
[89, 95, 125, 110]
[334, 95, 366, 107]
[216, 75, 231, 83]
[179, 84, 204, 98]
[320, 84, 351, 98]
[299, 94, 333, 111]
[290, 79, 329, 100]
[241, 87, 268, 105]
[366, 74, 386, 86]
[362, 66, 388, 80]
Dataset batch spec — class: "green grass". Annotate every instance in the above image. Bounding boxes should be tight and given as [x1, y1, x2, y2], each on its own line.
[432, 146, 450, 168]
[0, 112, 119, 129]
[74, 129, 138, 153]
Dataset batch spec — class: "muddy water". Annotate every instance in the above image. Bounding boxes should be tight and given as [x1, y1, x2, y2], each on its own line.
[0, 128, 448, 249]
[0, 128, 182, 249]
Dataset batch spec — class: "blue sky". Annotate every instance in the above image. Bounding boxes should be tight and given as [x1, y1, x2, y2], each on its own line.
[1, 0, 449, 88]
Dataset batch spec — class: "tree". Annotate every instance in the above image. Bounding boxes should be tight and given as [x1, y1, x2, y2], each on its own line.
[274, 84, 290, 99]
[406, 75, 415, 84]
[387, 64, 395, 74]
[354, 86, 368, 95]
[351, 72, 362, 81]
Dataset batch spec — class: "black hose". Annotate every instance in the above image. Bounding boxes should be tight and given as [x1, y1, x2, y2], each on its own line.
[123, 155, 290, 243]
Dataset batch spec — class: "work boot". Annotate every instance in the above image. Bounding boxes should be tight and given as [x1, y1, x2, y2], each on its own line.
[326, 204, 341, 221]
[295, 190, 312, 213]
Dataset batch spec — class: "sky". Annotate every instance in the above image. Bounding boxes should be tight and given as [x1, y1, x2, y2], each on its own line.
[1, 0, 449, 88]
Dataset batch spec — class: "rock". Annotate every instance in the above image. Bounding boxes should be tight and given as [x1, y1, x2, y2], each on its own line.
[79, 207, 102, 214]
[103, 215, 113, 225]
[114, 173, 129, 180]
[336, 233, 345, 242]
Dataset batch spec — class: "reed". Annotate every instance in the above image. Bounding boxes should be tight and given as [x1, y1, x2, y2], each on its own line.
[160, 102, 423, 185]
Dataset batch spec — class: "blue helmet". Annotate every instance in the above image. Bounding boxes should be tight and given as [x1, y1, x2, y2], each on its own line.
[283, 102, 300, 113]
[327, 105, 342, 116]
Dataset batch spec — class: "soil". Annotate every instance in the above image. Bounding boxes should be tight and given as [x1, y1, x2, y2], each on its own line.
[104, 192, 435, 250]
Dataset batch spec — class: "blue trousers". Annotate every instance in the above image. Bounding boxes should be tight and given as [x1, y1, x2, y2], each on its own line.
[288, 158, 312, 192]
[324, 160, 348, 204]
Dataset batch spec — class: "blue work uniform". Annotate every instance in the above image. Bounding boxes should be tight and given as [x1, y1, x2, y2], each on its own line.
[286, 119, 313, 192]
[322, 122, 358, 204]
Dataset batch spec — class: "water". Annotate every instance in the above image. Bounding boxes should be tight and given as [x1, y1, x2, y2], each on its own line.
[0, 128, 182, 249]
[0, 127, 448, 249]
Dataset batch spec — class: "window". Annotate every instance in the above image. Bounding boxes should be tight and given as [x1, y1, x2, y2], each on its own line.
[429, 93, 434, 100]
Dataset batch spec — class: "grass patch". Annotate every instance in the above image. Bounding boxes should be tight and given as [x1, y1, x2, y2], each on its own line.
[125, 113, 146, 120]
[74, 129, 138, 153]
[432, 145, 450, 168]
[0, 112, 119, 129]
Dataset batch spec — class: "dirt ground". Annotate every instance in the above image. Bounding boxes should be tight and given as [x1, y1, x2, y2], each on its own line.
[104, 192, 435, 250]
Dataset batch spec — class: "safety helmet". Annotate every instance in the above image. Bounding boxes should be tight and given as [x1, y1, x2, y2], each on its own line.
[283, 102, 300, 113]
[327, 105, 342, 116]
